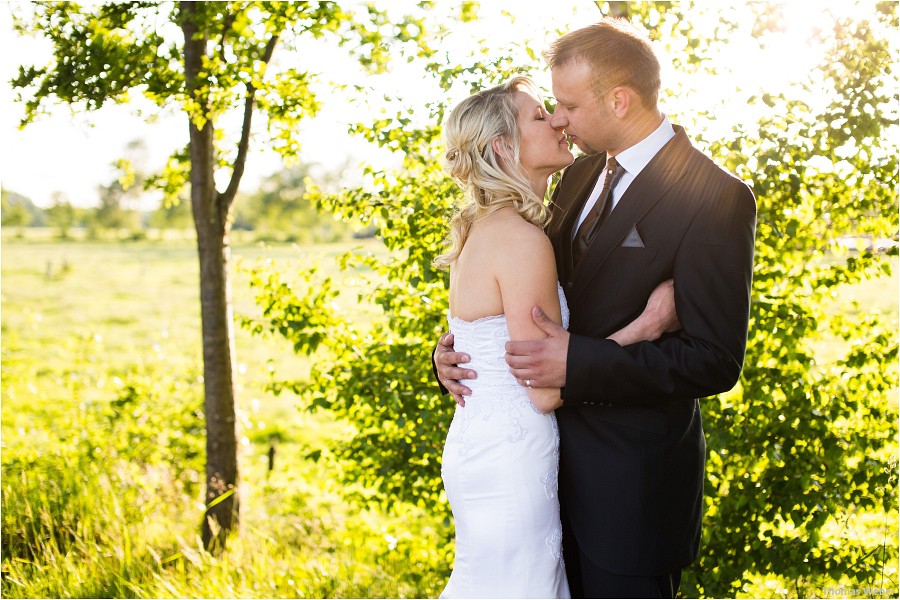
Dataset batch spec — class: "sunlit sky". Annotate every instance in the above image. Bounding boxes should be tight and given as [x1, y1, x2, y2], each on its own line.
[0, 0, 871, 208]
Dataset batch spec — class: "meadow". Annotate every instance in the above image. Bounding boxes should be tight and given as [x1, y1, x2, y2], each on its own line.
[1, 231, 897, 598]
[1, 232, 449, 598]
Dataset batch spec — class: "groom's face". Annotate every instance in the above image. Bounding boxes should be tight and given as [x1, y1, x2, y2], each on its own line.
[550, 59, 614, 156]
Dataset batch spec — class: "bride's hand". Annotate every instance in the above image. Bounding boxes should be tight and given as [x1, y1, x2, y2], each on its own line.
[607, 279, 681, 346]
[641, 278, 681, 336]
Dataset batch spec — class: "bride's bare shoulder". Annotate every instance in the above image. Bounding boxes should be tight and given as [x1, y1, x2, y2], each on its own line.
[468, 208, 554, 269]
[472, 208, 548, 244]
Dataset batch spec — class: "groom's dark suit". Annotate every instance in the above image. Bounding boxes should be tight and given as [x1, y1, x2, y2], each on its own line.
[546, 125, 756, 582]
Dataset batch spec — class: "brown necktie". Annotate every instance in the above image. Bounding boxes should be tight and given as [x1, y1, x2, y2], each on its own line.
[572, 156, 625, 265]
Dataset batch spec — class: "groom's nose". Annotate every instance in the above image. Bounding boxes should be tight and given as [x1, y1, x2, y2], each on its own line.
[549, 110, 566, 129]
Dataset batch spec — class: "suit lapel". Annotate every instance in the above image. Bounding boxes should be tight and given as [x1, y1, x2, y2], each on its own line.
[547, 153, 605, 283]
[569, 127, 695, 308]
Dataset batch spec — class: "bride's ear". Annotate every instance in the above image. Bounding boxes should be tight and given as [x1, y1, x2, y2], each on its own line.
[491, 135, 512, 159]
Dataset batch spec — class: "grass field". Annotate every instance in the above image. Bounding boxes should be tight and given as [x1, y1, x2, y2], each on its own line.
[1, 236, 375, 464]
[1, 232, 449, 598]
[1, 231, 897, 598]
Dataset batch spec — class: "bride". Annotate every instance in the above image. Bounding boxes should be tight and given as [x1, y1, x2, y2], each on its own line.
[433, 76, 678, 598]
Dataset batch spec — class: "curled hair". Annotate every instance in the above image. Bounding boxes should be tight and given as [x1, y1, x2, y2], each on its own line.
[544, 18, 660, 109]
[434, 76, 549, 269]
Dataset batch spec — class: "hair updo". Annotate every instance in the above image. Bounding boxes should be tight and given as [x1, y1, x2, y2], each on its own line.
[433, 76, 549, 269]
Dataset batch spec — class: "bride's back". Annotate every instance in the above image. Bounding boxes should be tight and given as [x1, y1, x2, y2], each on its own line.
[449, 207, 546, 322]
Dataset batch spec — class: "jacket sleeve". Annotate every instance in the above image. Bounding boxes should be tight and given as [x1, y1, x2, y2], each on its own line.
[432, 347, 450, 396]
[563, 178, 757, 407]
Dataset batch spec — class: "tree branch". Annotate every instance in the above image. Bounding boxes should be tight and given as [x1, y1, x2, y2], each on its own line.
[219, 33, 278, 217]
[218, 12, 236, 63]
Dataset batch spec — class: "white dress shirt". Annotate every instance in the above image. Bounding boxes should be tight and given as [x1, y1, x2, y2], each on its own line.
[573, 114, 677, 235]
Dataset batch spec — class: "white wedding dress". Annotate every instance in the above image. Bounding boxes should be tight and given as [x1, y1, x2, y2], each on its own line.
[440, 283, 570, 599]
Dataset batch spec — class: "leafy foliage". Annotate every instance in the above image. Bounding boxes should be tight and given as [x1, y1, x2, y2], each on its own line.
[247, 1, 898, 597]
[684, 5, 899, 596]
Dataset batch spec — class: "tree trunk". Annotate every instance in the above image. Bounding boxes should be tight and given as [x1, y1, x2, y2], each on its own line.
[181, 0, 240, 551]
[196, 211, 240, 552]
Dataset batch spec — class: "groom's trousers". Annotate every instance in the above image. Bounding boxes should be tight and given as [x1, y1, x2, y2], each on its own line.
[562, 515, 682, 599]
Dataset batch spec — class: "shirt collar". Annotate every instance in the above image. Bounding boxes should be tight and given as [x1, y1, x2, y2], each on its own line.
[612, 114, 676, 177]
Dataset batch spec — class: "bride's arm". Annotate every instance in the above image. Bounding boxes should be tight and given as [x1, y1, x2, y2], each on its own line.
[493, 219, 562, 414]
[606, 279, 681, 346]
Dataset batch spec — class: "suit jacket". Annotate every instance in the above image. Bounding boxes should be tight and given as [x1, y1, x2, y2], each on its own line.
[547, 125, 756, 575]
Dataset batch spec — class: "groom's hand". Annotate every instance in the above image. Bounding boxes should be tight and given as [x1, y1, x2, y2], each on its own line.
[505, 306, 569, 389]
[435, 332, 475, 406]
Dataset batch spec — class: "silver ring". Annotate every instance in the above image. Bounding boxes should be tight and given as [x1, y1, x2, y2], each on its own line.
[526, 379, 532, 388]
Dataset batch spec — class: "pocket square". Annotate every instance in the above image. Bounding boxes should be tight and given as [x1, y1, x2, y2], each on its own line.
[622, 226, 645, 248]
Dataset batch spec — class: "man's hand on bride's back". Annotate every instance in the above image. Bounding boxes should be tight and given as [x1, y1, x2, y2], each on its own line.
[435, 332, 476, 406]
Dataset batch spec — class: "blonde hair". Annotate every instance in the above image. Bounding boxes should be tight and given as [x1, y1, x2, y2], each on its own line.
[433, 76, 549, 269]
[544, 18, 660, 110]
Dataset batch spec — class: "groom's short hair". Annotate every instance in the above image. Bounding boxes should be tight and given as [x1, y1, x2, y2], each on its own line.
[545, 18, 661, 110]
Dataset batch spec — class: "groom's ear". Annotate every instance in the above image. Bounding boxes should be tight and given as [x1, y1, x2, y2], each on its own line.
[610, 86, 632, 117]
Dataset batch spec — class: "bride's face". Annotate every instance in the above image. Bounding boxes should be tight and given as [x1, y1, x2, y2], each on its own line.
[513, 89, 575, 181]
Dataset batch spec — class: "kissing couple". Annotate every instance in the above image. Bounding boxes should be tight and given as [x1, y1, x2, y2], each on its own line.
[431, 17, 756, 599]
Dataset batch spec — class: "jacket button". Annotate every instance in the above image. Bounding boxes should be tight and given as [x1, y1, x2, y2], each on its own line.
[566, 282, 574, 291]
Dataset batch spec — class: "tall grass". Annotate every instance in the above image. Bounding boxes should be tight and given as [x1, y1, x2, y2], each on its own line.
[2, 452, 447, 598]
[2, 450, 447, 598]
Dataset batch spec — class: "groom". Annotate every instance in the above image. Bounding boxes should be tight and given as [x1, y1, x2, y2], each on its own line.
[435, 18, 756, 598]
